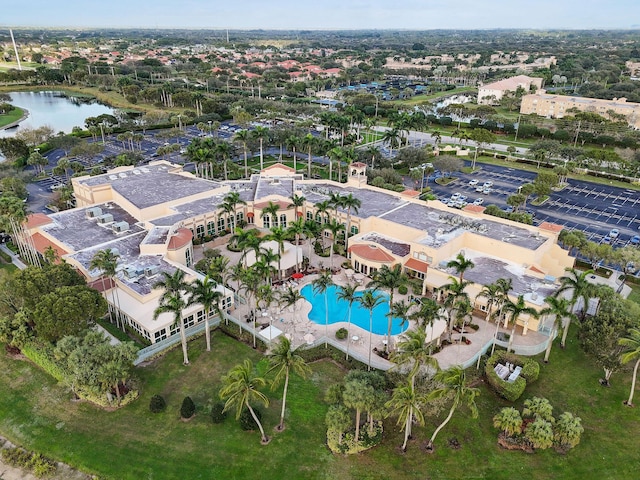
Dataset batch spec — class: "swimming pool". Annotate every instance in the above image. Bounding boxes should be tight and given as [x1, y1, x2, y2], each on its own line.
[300, 284, 409, 336]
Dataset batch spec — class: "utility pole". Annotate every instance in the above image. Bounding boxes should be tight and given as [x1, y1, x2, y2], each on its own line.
[9, 29, 22, 71]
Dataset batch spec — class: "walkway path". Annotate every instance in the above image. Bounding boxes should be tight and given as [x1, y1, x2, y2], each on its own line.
[0, 244, 26, 270]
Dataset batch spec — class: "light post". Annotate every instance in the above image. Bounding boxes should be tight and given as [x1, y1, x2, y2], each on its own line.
[208, 120, 212, 137]
[99, 121, 105, 145]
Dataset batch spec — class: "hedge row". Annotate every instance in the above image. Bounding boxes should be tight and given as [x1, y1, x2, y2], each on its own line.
[485, 351, 539, 402]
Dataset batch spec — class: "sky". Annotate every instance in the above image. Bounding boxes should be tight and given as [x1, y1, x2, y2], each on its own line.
[3, 0, 640, 30]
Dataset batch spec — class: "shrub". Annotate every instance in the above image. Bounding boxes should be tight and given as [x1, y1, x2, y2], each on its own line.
[149, 394, 166, 413]
[398, 285, 408, 295]
[239, 407, 262, 431]
[210, 402, 227, 423]
[520, 359, 540, 383]
[180, 396, 196, 419]
[335, 328, 348, 340]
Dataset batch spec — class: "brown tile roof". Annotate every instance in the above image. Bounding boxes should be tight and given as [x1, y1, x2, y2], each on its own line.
[539, 222, 563, 233]
[463, 205, 486, 214]
[262, 163, 296, 173]
[351, 162, 367, 168]
[26, 213, 52, 230]
[253, 200, 291, 210]
[30, 232, 69, 257]
[348, 244, 395, 263]
[88, 276, 116, 293]
[167, 228, 192, 250]
[404, 258, 429, 273]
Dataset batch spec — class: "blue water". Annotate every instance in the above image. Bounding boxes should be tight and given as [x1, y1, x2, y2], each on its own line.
[300, 284, 408, 336]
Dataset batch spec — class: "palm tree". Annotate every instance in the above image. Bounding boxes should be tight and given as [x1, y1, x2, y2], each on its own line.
[268, 226, 288, 280]
[358, 290, 385, 370]
[267, 337, 311, 431]
[153, 291, 189, 365]
[219, 359, 270, 444]
[410, 298, 446, 351]
[285, 135, 300, 171]
[187, 275, 223, 352]
[252, 126, 270, 171]
[303, 219, 321, 264]
[382, 128, 400, 157]
[446, 253, 475, 283]
[336, 282, 358, 360]
[619, 328, 640, 406]
[493, 407, 523, 437]
[153, 269, 190, 365]
[280, 286, 303, 324]
[490, 277, 513, 355]
[260, 201, 280, 229]
[288, 193, 306, 219]
[475, 282, 501, 324]
[312, 271, 334, 348]
[302, 133, 316, 178]
[286, 218, 305, 273]
[214, 141, 232, 181]
[233, 129, 251, 178]
[426, 365, 480, 451]
[342, 378, 375, 444]
[503, 295, 539, 353]
[540, 296, 576, 363]
[555, 268, 594, 348]
[324, 219, 344, 271]
[90, 248, 121, 330]
[368, 264, 408, 352]
[341, 193, 361, 242]
[439, 277, 471, 334]
[386, 379, 427, 452]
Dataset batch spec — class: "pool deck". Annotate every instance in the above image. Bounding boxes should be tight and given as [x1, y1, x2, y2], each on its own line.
[196, 238, 551, 372]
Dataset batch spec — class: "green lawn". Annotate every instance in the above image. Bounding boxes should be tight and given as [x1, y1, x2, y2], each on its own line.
[0, 106, 25, 129]
[0, 328, 638, 479]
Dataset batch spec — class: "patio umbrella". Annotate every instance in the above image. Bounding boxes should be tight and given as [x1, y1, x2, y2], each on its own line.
[292, 272, 304, 279]
[304, 333, 315, 345]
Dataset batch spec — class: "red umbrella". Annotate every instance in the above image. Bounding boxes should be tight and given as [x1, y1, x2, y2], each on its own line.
[292, 272, 304, 279]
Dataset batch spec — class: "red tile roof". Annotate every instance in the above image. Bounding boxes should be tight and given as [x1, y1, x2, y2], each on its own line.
[253, 200, 291, 210]
[463, 205, 486, 213]
[262, 162, 296, 173]
[539, 222, 563, 233]
[26, 213, 52, 230]
[348, 244, 395, 263]
[167, 228, 192, 250]
[30, 232, 68, 257]
[404, 258, 429, 273]
[351, 162, 367, 168]
[88, 276, 116, 293]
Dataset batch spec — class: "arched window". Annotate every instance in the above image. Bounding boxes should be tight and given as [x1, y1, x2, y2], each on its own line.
[196, 225, 205, 238]
[306, 211, 313, 221]
[263, 215, 270, 229]
[207, 221, 216, 236]
[280, 214, 287, 228]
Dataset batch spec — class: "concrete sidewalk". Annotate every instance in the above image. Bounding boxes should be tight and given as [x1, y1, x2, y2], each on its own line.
[0, 244, 26, 270]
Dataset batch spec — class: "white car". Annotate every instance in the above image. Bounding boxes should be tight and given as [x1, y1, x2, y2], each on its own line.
[483, 181, 493, 188]
[451, 192, 461, 200]
[475, 186, 485, 192]
[468, 179, 479, 186]
[473, 198, 484, 206]
[609, 229, 620, 239]
[482, 187, 492, 194]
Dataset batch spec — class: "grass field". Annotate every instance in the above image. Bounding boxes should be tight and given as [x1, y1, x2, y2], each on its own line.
[0, 106, 26, 129]
[0, 327, 638, 480]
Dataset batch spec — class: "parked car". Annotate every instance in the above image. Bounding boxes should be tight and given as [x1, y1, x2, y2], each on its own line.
[503, 206, 514, 213]
[631, 235, 640, 245]
[602, 235, 611, 244]
[609, 228, 620, 239]
[483, 181, 493, 188]
[476, 186, 485, 192]
[451, 192, 461, 200]
[468, 179, 479, 186]
[482, 187, 492, 194]
[473, 198, 484, 206]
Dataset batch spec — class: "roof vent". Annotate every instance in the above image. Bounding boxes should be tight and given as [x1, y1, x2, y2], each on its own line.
[123, 265, 138, 279]
[145, 265, 160, 278]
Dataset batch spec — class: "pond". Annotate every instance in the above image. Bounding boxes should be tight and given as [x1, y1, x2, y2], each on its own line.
[0, 91, 119, 138]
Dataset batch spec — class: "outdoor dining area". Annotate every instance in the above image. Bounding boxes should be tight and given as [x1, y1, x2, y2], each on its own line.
[493, 362, 522, 383]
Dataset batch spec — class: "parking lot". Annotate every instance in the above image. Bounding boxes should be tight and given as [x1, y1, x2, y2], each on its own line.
[427, 162, 640, 248]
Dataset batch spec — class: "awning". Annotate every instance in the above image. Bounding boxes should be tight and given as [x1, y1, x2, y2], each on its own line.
[259, 325, 283, 342]
[404, 258, 429, 273]
[246, 212, 255, 218]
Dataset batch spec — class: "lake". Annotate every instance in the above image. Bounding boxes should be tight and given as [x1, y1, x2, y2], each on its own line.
[0, 91, 118, 138]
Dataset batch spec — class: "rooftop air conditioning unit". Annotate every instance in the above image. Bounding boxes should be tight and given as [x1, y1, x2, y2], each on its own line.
[86, 207, 102, 218]
[145, 265, 160, 278]
[123, 266, 138, 279]
[97, 213, 114, 224]
[110, 248, 119, 257]
[112, 221, 130, 233]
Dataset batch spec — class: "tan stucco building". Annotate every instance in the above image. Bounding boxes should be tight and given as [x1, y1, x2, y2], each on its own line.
[23, 160, 573, 342]
[520, 90, 640, 129]
[477, 75, 543, 105]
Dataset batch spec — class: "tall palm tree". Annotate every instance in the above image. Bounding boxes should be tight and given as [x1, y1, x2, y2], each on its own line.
[252, 125, 270, 171]
[267, 337, 311, 431]
[439, 277, 471, 335]
[426, 365, 480, 451]
[214, 141, 232, 181]
[341, 193, 361, 241]
[324, 219, 345, 271]
[555, 268, 594, 348]
[285, 135, 300, 172]
[268, 226, 288, 280]
[153, 291, 189, 365]
[503, 295, 539, 353]
[446, 253, 475, 283]
[368, 264, 408, 352]
[233, 129, 251, 178]
[90, 248, 121, 330]
[540, 296, 576, 363]
[312, 271, 334, 348]
[491, 277, 513, 355]
[475, 282, 501, 324]
[303, 219, 321, 264]
[288, 193, 306, 219]
[280, 286, 303, 324]
[410, 298, 446, 351]
[358, 289, 385, 370]
[302, 133, 316, 178]
[153, 269, 190, 365]
[260, 201, 280, 229]
[382, 128, 400, 157]
[286, 218, 306, 273]
[219, 359, 270, 444]
[336, 282, 358, 360]
[619, 328, 640, 406]
[386, 379, 427, 452]
[392, 328, 439, 391]
[187, 275, 223, 352]
[239, 267, 261, 348]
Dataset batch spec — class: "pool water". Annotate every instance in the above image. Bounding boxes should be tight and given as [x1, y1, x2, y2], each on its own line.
[300, 284, 408, 336]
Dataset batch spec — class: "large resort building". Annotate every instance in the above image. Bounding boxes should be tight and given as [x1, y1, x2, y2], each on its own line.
[23, 160, 574, 345]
